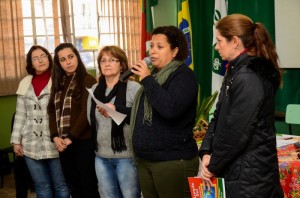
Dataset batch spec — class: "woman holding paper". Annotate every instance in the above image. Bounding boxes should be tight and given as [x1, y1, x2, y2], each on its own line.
[47, 43, 99, 198]
[87, 45, 141, 198]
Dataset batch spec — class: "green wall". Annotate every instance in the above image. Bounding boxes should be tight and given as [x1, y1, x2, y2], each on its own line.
[0, 95, 17, 149]
[153, 0, 177, 26]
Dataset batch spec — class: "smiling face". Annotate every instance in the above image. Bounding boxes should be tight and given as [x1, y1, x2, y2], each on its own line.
[99, 52, 122, 79]
[149, 34, 178, 70]
[31, 48, 50, 75]
[57, 48, 78, 76]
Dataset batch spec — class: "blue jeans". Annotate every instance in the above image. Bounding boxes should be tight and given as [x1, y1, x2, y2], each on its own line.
[95, 155, 141, 198]
[24, 156, 69, 198]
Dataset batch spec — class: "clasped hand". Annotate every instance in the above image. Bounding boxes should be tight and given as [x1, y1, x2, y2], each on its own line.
[53, 137, 72, 152]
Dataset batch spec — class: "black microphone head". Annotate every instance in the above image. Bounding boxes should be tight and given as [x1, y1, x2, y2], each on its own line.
[119, 56, 152, 82]
[143, 56, 152, 66]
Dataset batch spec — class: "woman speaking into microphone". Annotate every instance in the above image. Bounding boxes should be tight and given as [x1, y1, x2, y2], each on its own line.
[130, 25, 199, 198]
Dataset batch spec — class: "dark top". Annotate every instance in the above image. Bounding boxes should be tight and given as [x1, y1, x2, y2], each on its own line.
[133, 64, 199, 161]
[49, 73, 97, 141]
[199, 53, 283, 197]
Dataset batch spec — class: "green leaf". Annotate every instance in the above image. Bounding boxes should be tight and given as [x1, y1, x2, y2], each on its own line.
[195, 90, 218, 127]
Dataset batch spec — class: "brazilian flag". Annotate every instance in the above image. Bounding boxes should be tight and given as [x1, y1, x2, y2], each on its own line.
[177, 0, 194, 70]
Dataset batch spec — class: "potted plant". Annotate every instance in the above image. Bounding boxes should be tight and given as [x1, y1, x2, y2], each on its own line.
[193, 89, 219, 143]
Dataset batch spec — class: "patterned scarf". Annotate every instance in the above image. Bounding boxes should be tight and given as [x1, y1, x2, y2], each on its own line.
[130, 60, 183, 133]
[54, 74, 76, 138]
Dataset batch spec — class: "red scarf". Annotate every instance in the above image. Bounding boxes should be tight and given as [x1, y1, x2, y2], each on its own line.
[32, 69, 51, 96]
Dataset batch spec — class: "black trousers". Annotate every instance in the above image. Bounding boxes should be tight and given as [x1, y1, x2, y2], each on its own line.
[59, 139, 100, 198]
[14, 156, 34, 198]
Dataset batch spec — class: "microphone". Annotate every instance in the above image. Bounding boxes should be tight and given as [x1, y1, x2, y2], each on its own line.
[119, 56, 152, 82]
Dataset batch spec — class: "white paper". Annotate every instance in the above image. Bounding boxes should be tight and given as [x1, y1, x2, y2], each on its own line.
[86, 88, 127, 125]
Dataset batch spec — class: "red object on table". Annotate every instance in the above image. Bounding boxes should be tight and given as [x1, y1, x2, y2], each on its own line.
[278, 143, 300, 198]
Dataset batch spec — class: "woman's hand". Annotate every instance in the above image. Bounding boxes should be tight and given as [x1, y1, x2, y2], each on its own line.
[131, 59, 151, 80]
[13, 144, 24, 157]
[64, 138, 72, 146]
[96, 103, 115, 118]
[53, 137, 67, 152]
[199, 154, 215, 191]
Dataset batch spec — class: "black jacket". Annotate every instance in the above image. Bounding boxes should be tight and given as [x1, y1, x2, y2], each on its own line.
[199, 53, 283, 198]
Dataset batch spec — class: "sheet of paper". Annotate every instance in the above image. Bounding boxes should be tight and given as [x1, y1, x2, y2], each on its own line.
[86, 88, 127, 125]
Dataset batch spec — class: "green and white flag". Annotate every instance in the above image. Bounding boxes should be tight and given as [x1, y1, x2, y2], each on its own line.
[212, 0, 227, 95]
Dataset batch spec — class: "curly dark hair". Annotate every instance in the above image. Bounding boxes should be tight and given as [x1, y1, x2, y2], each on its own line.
[152, 25, 188, 61]
[26, 45, 53, 75]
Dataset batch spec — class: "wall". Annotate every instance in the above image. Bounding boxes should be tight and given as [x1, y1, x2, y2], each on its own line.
[0, 95, 17, 148]
[153, 0, 177, 27]
[275, 0, 300, 68]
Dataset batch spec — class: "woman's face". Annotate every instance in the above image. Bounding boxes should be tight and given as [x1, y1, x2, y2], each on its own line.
[31, 49, 50, 75]
[215, 29, 236, 62]
[149, 34, 178, 70]
[57, 48, 78, 76]
[99, 52, 122, 79]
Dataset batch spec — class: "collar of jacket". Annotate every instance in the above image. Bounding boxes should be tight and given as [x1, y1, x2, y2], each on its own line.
[16, 75, 52, 95]
[227, 52, 249, 73]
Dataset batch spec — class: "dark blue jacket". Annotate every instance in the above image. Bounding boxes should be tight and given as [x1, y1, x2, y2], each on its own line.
[133, 64, 198, 161]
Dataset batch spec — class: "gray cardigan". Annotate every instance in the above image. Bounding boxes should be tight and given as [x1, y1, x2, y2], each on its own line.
[87, 80, 141, 158]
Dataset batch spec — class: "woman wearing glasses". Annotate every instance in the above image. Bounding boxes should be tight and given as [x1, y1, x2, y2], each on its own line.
[11, 45, 69, 198]
[47, 43, 99, 198]
[87, 45, 141, 198]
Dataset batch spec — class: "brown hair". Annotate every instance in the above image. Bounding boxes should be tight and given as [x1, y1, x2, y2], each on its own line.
[216, 14, 283, 84]
[97, 45, 129, 82]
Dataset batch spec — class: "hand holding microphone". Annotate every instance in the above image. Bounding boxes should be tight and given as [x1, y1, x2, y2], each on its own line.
[120, 56, 152, 81]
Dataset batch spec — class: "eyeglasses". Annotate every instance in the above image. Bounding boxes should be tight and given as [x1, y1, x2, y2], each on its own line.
[100, 58, 119, 64]
[32, 54, 48, 62]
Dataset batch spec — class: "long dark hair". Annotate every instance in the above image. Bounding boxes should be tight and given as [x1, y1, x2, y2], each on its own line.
[48, 43, 87, 113]
[26, 45, 53, 75]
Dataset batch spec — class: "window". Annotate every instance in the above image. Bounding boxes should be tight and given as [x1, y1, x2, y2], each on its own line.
[22, 0, 64, 53]
[22, 0, 141, 68]
[0, 0, 141, 95]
